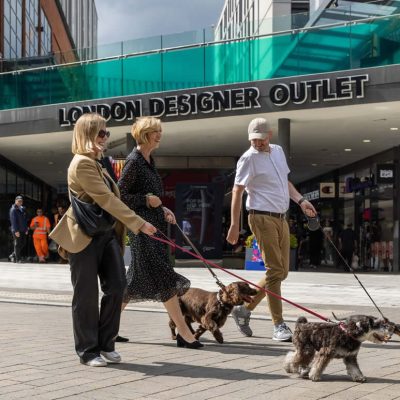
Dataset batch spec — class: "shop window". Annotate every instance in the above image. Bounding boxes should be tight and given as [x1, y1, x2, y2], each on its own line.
[32, 183, 41, 201]
[6, 171, 16, 194]
[0, 167, 6, 194]
[25, 180, 33, 199]
[16, 175, 24, 196]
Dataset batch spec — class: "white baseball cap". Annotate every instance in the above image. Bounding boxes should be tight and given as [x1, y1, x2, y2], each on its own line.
[248, 118, 271, 140]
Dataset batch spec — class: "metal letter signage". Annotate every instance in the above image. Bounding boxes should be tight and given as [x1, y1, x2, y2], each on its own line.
[270, 74, 369, 106]
[58, 87, 261, 127]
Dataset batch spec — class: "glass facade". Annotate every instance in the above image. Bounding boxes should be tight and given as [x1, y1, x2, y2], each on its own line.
[58, 0, 98, 60]
[2, 0, 51, 60]
[40, 9, 51, 56]
[3, 0, 23, 59]
[297, 147, 398, 272]
[1, 13, 400, 111]
[0, 155, 50, 259]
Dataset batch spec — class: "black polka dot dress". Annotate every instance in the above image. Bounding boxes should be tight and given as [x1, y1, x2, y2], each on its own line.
[118, 148, 190, 303]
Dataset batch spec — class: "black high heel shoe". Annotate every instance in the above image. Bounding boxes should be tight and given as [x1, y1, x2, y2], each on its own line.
[115, 335, 129, 343]
[176, 334, 204, 349]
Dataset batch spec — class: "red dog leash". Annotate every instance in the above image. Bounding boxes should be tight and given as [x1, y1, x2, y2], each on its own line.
[150, 231, 332, 323]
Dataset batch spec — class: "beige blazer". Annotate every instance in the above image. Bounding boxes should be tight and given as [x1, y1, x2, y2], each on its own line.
[49, 154, 145, 255]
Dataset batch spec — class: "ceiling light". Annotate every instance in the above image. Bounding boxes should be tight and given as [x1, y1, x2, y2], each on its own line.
[48, 161, 54, 165]
[311, 163, 317, 166]
[363, 139, 371, 143]
[344, 148, 352, 152]
[390, 127, 398, 131]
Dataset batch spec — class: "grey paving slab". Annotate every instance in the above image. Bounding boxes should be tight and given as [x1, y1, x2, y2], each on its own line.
[1, 262, 400, 399]
[0, 302, 399, 399]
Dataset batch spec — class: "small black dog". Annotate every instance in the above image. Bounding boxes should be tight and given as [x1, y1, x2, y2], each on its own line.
[284, 315, 394, 382]
[169, 281, 257, 344]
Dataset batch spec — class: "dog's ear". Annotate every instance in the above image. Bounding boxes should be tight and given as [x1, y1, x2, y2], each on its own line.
[222, 283, 241, 304]
[348, 320, 363, 336]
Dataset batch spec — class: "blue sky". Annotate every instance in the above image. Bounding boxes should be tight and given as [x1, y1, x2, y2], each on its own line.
[95, 0, 225, 44]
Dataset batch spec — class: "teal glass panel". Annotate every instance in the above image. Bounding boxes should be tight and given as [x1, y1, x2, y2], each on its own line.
[85, 58, 123, 100]
[290, 24, 351, 77]
[351, 17, 400, 68]
[250, 32, 299, 80]
[1, 15, 400, 110]
[122, 53, 162, 95]
[0, 72, 18, 109]
[163, 47, 205, 91]
[16, 67, 53, 107]
[206, 40, 251, 85]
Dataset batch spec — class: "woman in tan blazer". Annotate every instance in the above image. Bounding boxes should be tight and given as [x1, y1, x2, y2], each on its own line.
[50, 113, 156, 367]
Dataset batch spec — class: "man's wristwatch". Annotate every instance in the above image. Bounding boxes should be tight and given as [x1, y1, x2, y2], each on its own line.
[298, 197, 306, 206]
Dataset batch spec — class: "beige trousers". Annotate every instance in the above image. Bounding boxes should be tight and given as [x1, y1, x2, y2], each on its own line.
[246, 214, 290, 325]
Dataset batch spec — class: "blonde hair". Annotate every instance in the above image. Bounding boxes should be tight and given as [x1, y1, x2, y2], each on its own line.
[131, 117, 161, 145]
[72, 113, 106, 158]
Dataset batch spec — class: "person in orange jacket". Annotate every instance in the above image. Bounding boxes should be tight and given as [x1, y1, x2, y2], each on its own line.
[30, 208, 51, 263]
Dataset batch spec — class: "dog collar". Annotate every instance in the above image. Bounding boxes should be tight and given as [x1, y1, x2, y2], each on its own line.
[338, 322, 358, 340]
[217, 292, 225, 307]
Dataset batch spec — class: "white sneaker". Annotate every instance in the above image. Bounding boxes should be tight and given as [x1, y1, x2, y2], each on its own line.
[273, 323, 292, 342]
[101, 350, 121, 363]
[80, 356, 107, 367]
[231, 305, 253, 337]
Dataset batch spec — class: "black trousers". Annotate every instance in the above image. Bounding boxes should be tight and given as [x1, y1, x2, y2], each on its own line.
[13, 233, 27, 261]
[341, 249, 353, 270]
[69, 231, 126, 362]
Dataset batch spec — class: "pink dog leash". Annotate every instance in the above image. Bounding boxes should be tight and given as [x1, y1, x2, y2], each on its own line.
[151, 230, 333, 323]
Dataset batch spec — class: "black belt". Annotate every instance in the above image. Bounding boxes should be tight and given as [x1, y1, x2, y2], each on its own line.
[249, 210, 286, 219]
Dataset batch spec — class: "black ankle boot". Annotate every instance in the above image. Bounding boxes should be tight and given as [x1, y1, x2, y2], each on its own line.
[176, 334, 204, 349]
[115, 335, 129, 343]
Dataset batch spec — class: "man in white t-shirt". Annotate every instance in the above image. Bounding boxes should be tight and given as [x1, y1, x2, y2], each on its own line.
[227, 117, 316, 341]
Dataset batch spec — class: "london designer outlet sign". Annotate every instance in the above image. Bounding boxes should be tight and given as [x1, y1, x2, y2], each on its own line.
[58, 74, 368, 126]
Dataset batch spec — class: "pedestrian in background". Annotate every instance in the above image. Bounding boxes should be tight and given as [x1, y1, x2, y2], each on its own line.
[52, 205, 68, 263]
[49, 113, 157, 367]
[30, 208, 51, 263]
[226, 117, 317, 341]
[53, 205, 66, 227]
[118, 116, 203, 349]
[9, 195, 29, 263]
[339, 222, 357, 270]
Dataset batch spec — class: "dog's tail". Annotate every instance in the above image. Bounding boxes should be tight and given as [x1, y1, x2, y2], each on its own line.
[296, 316, 308, 325]
[332, 312, 345, 321]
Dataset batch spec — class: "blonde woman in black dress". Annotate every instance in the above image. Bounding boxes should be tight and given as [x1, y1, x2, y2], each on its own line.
[118, 116, 203, 349]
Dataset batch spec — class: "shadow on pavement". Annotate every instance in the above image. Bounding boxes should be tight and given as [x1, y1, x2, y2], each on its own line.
[109, 361, 287, 380]
[122, 339, 291, 356]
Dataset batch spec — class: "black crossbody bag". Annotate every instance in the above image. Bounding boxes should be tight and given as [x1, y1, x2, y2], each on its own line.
[69, 189, 115, 237]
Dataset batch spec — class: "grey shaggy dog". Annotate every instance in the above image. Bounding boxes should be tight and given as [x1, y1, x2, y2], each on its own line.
[284, 315, 394, 382]
[332, 313, 400, 338]
[169, 281, 257, 344]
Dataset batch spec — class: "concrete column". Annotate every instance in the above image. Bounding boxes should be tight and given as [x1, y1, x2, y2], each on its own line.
[278, 118, 291, 166]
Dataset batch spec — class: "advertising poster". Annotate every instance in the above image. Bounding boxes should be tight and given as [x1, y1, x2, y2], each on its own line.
[320, 182, 335, 198]
[175, 183, 223, 259]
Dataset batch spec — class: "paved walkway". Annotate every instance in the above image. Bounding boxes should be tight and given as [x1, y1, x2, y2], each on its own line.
[1, 262, 400, 399]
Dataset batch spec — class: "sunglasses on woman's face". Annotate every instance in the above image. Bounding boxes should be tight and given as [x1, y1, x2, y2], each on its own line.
[98, 130, 111, 138]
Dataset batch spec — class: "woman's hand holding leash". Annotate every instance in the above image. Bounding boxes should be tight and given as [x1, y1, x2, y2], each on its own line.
[146, 193, 162, 208]
[140, 222, 157, 236]
[163, 207, 176, 224]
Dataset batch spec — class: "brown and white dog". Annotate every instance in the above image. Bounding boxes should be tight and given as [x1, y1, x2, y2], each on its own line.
[169, 281, 257, 344]
[284, 315, 395, 382]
